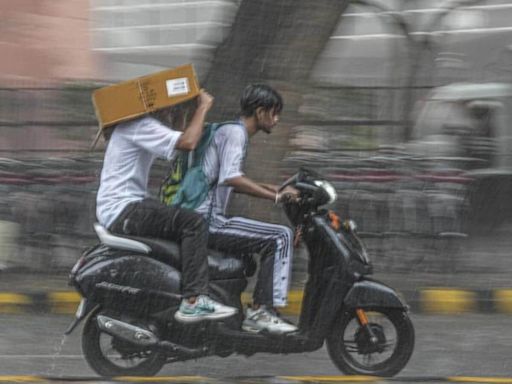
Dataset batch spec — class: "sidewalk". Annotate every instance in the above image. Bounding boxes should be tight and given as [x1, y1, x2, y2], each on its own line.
[1, 270, 511, 315]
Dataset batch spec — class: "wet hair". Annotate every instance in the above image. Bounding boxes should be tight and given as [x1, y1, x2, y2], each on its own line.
[151, 97, 198, 131]
[240, 84, 283, 117]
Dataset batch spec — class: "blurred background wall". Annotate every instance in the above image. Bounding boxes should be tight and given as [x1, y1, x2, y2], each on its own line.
[1, 0, 512, 282]
[0, 0, 97, 82]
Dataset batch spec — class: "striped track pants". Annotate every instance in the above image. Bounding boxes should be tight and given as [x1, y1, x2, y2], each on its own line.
[207, 214, 294, 307]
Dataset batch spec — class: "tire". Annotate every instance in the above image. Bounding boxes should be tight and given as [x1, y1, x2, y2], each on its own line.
[81, 309, 166, 377]
[326, 308, 414, 377]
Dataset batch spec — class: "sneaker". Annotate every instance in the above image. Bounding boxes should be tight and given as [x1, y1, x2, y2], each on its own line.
[242, 306, 298, 334]
[174, 295, 238, 323]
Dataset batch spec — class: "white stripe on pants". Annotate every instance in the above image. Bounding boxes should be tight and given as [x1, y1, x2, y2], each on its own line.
[208, 214, 294, 307]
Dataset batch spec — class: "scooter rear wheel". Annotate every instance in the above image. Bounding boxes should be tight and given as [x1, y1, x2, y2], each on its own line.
[82, 308, 166, 377]
[326, 308, 414, 377]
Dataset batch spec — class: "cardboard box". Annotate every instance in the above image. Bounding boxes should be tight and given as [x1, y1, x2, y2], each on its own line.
[92, 64, 200, 130]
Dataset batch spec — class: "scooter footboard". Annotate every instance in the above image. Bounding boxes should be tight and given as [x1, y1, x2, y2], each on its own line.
[343, 279, 407, 309]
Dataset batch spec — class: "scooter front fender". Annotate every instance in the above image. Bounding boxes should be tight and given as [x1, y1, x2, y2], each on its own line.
[343, 279, 407, 310]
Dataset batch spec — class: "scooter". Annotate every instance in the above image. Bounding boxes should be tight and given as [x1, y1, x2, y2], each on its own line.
[66, 168, 414, 377]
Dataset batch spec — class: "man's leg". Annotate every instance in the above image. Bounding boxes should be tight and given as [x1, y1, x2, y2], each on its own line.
[164, 208, 210, 299]
[209, 215, 294, 307]
[109, 199, 209, 297]
[208, 231, 277, 306]
[109, 199, 236, 322]
[208, 215, 296, 333]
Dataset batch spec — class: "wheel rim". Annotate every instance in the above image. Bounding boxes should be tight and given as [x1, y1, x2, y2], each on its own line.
[95, 320, 160, 371]
[340, 311, 400, 372]
[97, 332, 157, 369]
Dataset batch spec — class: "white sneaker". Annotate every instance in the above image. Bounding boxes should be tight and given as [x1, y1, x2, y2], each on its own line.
[242, 307, 298, 334]
[174, 295, 238, 323]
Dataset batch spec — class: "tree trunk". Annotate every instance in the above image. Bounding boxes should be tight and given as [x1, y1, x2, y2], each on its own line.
[203, 1, 350, 223]
[204, 0, 351, 120]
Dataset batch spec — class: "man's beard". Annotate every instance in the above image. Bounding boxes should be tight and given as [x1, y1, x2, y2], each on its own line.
[257, 122, 272, 134]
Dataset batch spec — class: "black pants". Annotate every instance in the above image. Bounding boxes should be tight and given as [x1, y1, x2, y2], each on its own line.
[109, 199, 209, 298]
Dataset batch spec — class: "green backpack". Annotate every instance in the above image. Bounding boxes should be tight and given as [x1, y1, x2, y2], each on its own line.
[160, 121, 237, 210]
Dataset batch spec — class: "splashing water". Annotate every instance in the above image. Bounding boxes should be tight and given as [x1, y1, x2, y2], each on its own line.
[46, 334, 68, 377]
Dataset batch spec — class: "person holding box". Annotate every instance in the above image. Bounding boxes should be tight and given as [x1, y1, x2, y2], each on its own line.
[96, 90, 237, 323]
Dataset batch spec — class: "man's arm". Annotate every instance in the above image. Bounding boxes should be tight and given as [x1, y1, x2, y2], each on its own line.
[259, 183, 278, 193]
[216, 126, 299, 202]
[175, 90, 213, 151]
[226, 176, 277, 201]
[226, 177, 299, 202]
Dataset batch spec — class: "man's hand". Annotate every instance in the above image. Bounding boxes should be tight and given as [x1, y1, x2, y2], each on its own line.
[176, 89, 213, 151]
[197, 89, 214, 112]
[226, 177, 300, 204]
[277, 186, 300, 203]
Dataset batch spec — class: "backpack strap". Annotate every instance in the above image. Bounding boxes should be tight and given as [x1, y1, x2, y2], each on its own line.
[191, 120, 240, 167]
[160, 120, 242, 208]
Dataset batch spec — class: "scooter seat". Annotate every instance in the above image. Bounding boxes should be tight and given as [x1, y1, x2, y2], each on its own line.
[93, 224, 247, 279]
[130, 236, 246, 280]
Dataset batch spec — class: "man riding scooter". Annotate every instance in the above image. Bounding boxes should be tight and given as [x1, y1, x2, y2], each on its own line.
[67, 75, 414, 379]
[96, 89, 237, 323]
[189, 84, 300, 333]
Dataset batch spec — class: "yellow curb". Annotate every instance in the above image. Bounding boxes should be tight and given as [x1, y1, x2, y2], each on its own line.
[278, 376, 380, 382]
[242, 290, 303, 315]
[0, 376, 47, 382]
[0, 294, 31, 314]
[281, 290, 303, 315]
[5, 287, 505, 315]
[493, 289, 512, 314]
[449, 377, 512, 383]
[47, 291, 81, 314]
[421, 288, 476, 314]
[116, 376, 208, 382]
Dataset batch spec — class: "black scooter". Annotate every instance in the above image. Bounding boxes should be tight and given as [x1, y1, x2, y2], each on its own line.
[67, 168, 414, 377]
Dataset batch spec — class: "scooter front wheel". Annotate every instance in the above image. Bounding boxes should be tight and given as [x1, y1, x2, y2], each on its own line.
[326, 307, 414, 377]
[82, 308, 166, 377]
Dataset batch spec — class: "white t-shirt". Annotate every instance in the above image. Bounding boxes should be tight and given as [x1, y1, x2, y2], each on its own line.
[96, 116, 182, 228]
[195, 122, 248, 218]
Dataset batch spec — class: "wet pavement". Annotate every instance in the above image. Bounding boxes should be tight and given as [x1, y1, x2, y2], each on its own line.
[2, 376, 512, 384]
[0, 313, 511, 379]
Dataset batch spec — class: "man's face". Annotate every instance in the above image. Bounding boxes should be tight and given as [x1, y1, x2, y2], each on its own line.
[255, 107, 280, 134]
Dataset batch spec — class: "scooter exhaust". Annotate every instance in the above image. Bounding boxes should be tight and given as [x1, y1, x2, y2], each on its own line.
[96, 315, 159, 347]
[96, 315, 209, 357]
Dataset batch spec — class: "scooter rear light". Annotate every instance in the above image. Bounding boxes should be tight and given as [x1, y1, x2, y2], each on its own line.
[68, 256, 89, 289]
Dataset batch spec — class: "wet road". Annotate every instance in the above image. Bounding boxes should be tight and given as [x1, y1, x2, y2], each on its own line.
[0, 313, 511, 381]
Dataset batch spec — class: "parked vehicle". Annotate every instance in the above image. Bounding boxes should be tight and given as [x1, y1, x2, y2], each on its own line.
[66, 168, 414, 377]
[409, 82, 512, 233]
